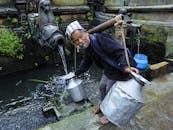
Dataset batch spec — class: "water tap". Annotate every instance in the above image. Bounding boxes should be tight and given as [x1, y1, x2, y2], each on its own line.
[119, 8, 142, 29]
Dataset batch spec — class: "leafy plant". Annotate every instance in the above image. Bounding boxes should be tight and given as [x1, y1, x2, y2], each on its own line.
[86, 12, 93, 21]
[0, 28, 24, 59]
[11, 18, 18, 23]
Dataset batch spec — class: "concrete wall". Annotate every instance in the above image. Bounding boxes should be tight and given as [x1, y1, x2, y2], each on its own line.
[105, 0, 173, 6]
[52, 0, 87, 6]
[104, 1, 173, 58]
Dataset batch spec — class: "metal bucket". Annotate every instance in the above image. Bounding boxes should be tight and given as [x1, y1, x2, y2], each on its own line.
[100, 72, 151, 127]
[66, 78, 85, 102]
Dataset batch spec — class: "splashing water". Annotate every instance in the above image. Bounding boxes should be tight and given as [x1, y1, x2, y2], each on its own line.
[58, 44, 68, 75]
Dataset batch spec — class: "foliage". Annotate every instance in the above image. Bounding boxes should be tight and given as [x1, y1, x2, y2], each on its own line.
[24, 32, 31, 39]
[0, 28, 24, 59]
[6, 17, 19, 26]
[55, 16, 61, 24]
[86, 12, 93, 21]
[11, 18, 18, 24]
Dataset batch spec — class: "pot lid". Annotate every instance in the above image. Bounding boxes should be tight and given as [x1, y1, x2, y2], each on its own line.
[67, 78, 82, 89]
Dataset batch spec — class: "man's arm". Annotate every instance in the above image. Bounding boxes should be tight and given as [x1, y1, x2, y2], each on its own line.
[75, 51, 93, 76]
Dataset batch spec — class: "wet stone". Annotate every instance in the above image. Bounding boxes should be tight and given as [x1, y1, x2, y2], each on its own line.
[38, 72, 173, 130]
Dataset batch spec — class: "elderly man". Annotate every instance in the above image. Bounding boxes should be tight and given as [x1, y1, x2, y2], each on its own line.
[65, 17, 139, 124]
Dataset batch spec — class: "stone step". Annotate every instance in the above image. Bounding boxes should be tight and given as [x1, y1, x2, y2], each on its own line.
[149, 61, 169, 79]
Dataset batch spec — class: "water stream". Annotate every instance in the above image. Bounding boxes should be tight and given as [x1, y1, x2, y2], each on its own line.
[58, 44, 68, 75]
[0, 65, 62, 130]
[137, 28, 141, 54]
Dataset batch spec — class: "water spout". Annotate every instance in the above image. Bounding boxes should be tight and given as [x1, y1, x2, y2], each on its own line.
[129, 23, 142, 29]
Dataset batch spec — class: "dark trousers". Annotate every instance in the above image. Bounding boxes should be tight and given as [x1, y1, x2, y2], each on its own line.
[99, 74, 117, 103]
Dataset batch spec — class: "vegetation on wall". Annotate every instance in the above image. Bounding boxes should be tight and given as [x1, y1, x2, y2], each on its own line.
[0, 0, 11, 5]
[0, 28, 24, 59]
[86, 12, 93, 21]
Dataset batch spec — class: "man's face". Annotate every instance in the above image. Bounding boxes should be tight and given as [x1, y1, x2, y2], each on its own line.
[70, 30, 89, 49]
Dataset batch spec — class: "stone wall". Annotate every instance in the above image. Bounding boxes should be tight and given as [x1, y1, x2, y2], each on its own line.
[52, 0, 87, 6]
[105, 0, 173, 6]
[103, 0, 173, 58]
[0, 0, 11, 6]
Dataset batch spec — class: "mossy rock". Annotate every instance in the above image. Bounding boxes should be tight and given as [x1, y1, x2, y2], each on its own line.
[105, 0, 123, 6]
[52, 0, 87, 6]
[38, 107, 101, 130]
[140, 24, 173, 57]
[0, 0, 11, 6]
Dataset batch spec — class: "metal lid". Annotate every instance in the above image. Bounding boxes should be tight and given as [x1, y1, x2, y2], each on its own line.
[67, 78, 82, 89]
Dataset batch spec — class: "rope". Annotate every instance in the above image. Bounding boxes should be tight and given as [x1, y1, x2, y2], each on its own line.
[74, 46, 77, 71]
[114, 23, 131, 68]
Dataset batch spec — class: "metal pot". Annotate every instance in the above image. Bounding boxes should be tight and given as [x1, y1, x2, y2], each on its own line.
[66, 78, 85, 102]
[100, 71, 151, 128]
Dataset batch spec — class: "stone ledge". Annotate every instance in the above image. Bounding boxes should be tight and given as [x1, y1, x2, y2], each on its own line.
[0, 7, 18, 16]
[149, 61, 169, 79]
[106, 4, 173, 13]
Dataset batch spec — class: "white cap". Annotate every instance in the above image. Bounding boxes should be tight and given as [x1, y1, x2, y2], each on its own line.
[65, 20, 84, 39]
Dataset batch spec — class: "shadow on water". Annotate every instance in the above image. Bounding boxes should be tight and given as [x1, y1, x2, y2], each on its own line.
[0, 60, 101, 130]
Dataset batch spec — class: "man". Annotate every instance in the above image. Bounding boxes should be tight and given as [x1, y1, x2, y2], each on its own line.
[65, 17, 139, 124]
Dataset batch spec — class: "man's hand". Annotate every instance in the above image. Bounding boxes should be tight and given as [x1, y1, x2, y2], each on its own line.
[124, 67, 139, 74]
[115, 14, 123, 21]
[114, 14, 124, 26]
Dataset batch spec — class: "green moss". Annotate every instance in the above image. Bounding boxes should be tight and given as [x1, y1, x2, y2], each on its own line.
[86, 12, 93, 21]
[11, 18, 18, 23]
[0, 0, 10, 5]
[136, 17, 145, 20]
[55, 16, 61, 24]
[37, 107, 100, 130]
[143, 35, 165, 43]
[141, 26, 167, 43]
[45, 56, 49, 61]
[52, 0, 86, 6]
[0, 28, 24, 59]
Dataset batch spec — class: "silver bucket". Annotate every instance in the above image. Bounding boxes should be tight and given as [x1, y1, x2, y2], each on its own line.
[100, 72, 151, 127]
[66, 78, 85, 102]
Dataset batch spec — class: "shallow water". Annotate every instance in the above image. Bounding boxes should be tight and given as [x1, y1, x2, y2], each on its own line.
[0, 63, 100, 130]
[0, 64, 67, 130]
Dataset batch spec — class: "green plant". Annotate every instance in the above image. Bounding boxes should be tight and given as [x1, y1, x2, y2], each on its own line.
[86, 12, 93, 21]
[11, 18, 18, 23]
[0, 28, 24, 59]
[55, 16, 61, 23]
[24, 32, 31, 39]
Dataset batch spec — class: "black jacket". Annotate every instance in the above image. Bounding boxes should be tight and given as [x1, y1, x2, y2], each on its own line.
[75, 32, 136, 80]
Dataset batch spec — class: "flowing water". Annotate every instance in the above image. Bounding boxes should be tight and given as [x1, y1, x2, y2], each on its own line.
[137, 28, 141, 54]
[58, 44, 68, 75]
[0, 42, 72, 130]
[0, 65, 61, 130]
